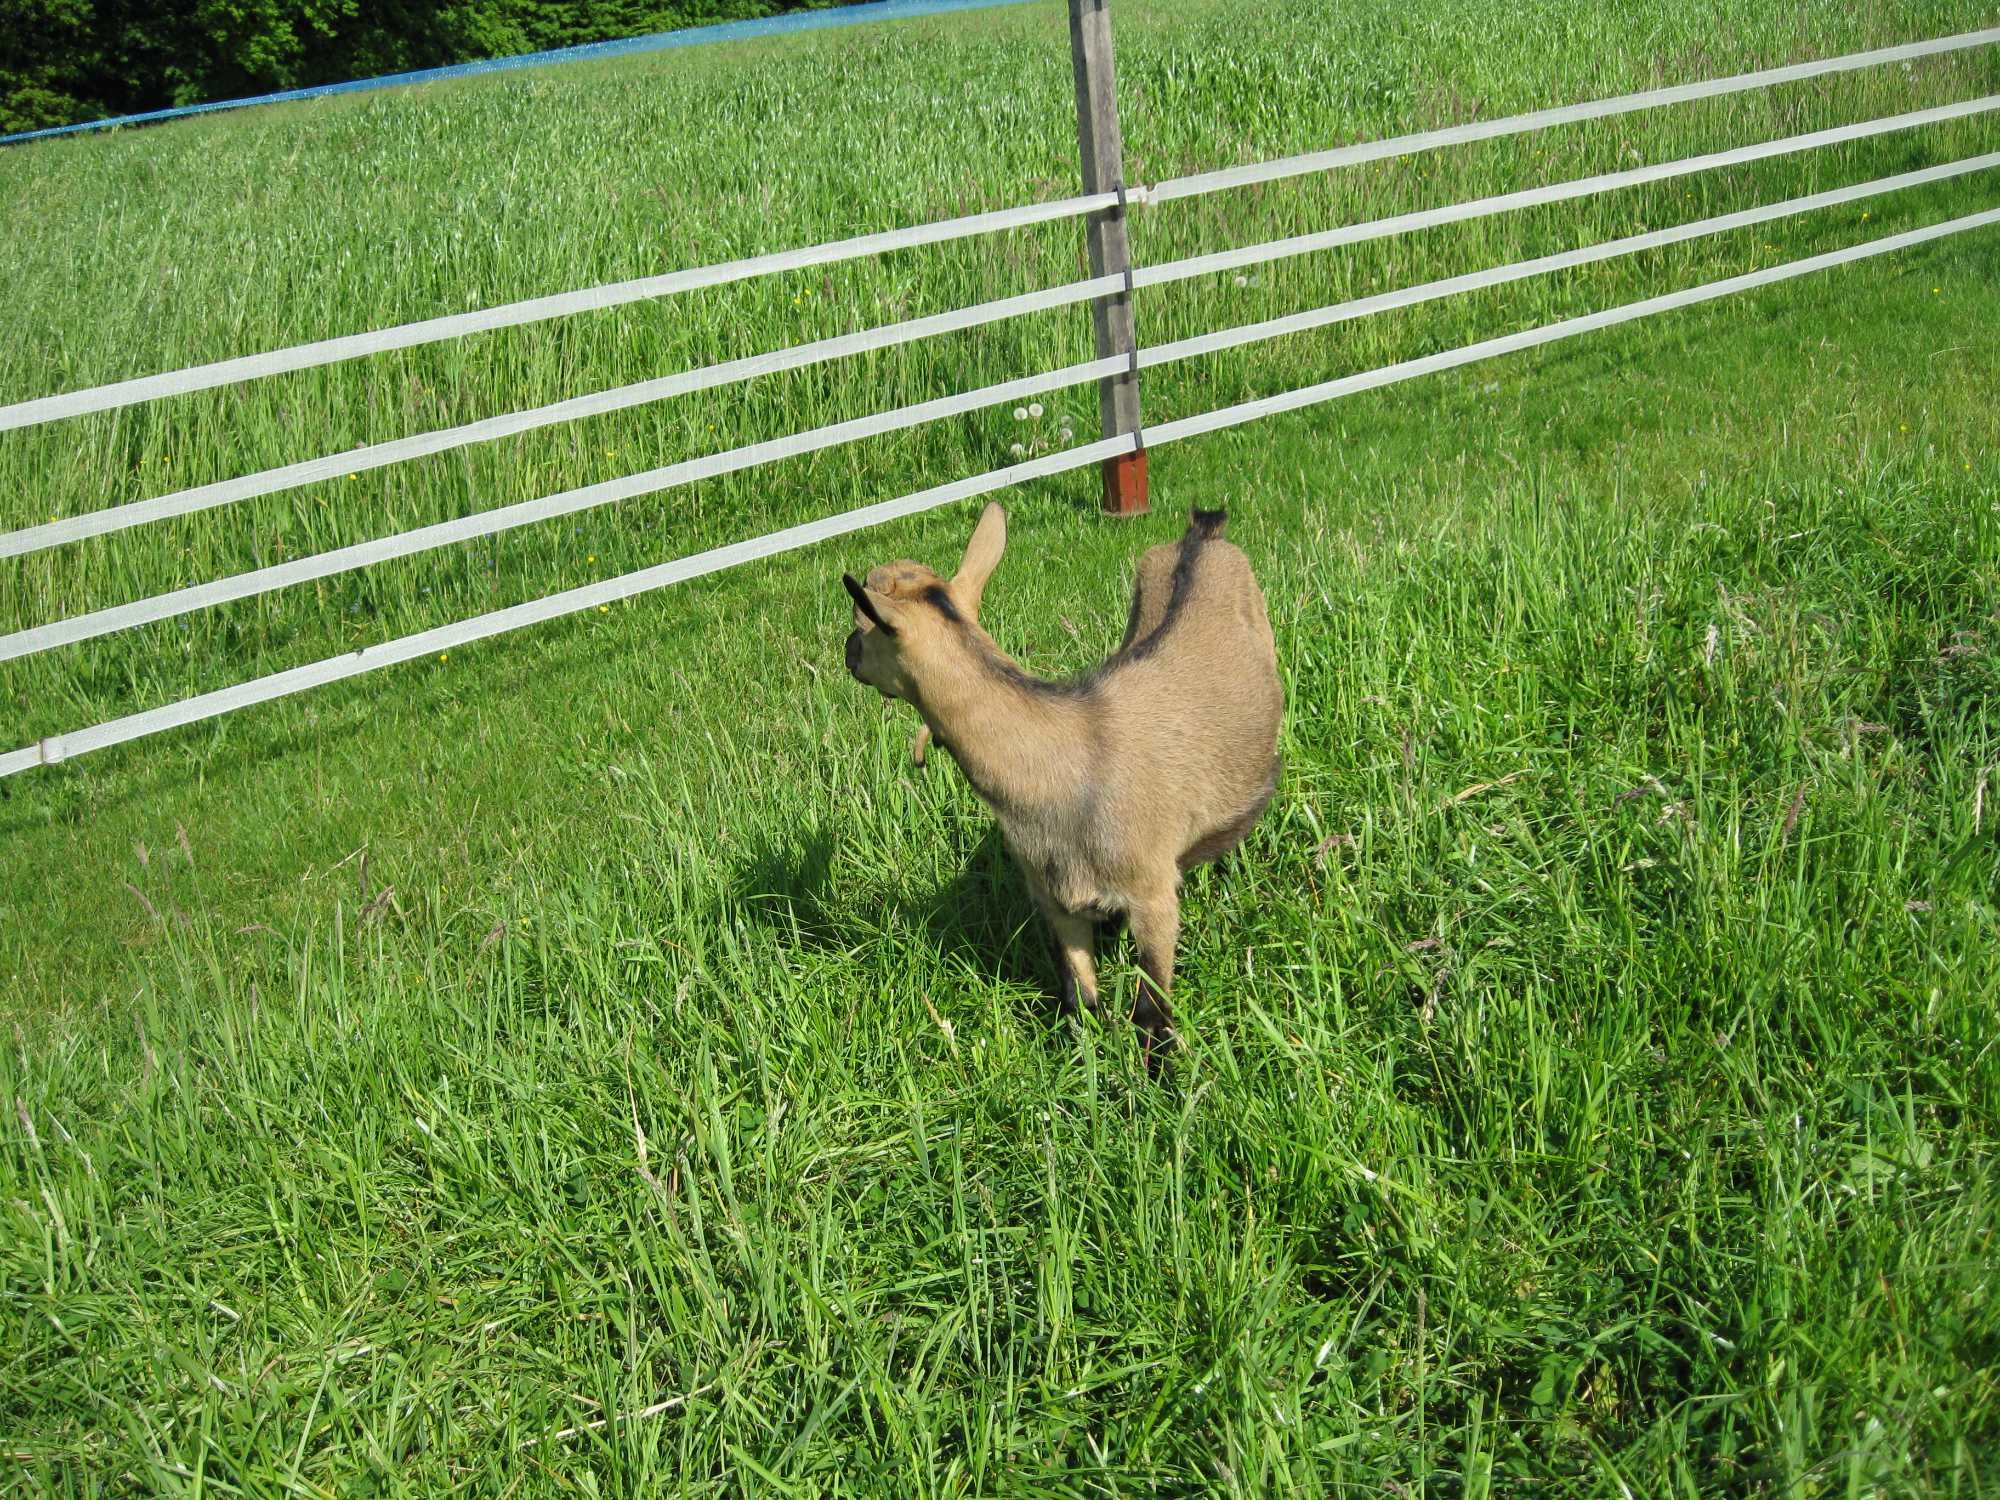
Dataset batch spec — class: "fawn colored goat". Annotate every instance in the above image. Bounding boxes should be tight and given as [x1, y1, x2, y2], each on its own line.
[841, 502, 1283, 1067]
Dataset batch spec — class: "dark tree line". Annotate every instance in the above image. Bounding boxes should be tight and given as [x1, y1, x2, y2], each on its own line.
[2, 0, 860, 134]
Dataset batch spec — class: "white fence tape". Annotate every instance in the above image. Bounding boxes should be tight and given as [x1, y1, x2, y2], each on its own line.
[8, 203, 1995, 777]
[11, 95, 1991, 562]
[0, 192, 1119, 432]
[0, 432, 1140, 778]
[0, 355, 1126, 662]
[1139, 152, 2000, 368]
[1147, 26, 2000, 203]
[1144, 206, 2000, 446]
[8, 145, 1997, 660]
[0, 273, 1125, 558]
[1135, 94, 2000, 288]
[3, 26, 1993, 434]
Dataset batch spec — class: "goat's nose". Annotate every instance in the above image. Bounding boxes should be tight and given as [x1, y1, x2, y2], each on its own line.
[844, 630, 864, 680]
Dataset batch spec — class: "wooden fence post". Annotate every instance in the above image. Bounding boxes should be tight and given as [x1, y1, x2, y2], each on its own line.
[1067, 0, 1147, 516]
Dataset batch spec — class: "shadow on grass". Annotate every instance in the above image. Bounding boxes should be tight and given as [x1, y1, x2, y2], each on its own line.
[724, 813, 1079, 1031]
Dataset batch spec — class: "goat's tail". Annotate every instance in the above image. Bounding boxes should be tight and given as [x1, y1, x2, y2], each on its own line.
[1187, 507, 1228, 542]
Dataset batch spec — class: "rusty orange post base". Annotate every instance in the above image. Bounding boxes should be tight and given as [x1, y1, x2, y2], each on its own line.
[1101, 449, 1149, 516]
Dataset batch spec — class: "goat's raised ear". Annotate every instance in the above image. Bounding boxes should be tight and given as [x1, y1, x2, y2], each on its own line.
[843, 573, 898, 636]
[951, 503, 1008, 616]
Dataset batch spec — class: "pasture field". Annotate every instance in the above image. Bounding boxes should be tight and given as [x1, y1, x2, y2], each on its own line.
[3, 0, 1998, 1491]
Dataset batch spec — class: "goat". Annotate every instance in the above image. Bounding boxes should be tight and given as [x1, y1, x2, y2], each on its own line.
[840, 502, 1283, 1068]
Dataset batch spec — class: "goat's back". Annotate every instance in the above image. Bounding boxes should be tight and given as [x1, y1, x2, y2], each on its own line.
[1096, 514, 1283, 868]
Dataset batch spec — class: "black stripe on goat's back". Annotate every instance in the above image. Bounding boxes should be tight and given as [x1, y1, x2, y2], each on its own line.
[1115, 508, 1222, 667]
[928, 581, 1091, 699]
[922, 584, 963, 623]
[1187, 507, 1228, 541]
[924, 506, 1229, 698]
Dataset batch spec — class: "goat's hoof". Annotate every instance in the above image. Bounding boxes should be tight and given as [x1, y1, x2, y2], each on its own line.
[1056, 976, 1098, 1021]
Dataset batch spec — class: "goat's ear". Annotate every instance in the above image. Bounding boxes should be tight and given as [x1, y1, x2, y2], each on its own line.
[951, 503, 1007, 616]
[843, 573, 897, 636]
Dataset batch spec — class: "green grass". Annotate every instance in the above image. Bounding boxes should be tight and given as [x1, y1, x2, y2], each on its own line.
[3, 0, 1999, 1492]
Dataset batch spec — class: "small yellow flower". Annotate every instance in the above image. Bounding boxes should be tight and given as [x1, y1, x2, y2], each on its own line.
[347, 474, 357, 481]
[587, 555, 596, 563]
[438, 653, 448, 663]
[598, 605, 610, 614]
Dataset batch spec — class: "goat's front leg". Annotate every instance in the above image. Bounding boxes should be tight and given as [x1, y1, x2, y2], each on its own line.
[1124, 888, 1181, 1071]
[1026, 873, 1099, 1018]
[1046, 907, 1101, 1019]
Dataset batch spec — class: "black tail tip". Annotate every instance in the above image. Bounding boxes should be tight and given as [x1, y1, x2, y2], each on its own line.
[1188, 507, 1228, 540]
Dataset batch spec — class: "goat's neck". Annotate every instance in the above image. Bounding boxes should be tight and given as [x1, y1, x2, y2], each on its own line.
[912, 636, 1087, 814]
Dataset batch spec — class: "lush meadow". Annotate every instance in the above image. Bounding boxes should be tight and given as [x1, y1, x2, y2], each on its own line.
[2, 0, 1998, 1491]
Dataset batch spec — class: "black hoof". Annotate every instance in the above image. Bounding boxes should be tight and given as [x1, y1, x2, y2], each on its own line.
[1057, 970, 1101, 1020]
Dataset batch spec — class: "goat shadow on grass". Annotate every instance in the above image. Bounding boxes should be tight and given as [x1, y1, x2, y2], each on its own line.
[727, 817, 1068, 1020]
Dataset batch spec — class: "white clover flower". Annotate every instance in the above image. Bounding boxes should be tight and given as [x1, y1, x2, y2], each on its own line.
[1013, 406, 1028, 421]
[1028, 402, 1044, 418]
[1010, 442, 1026, 458]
